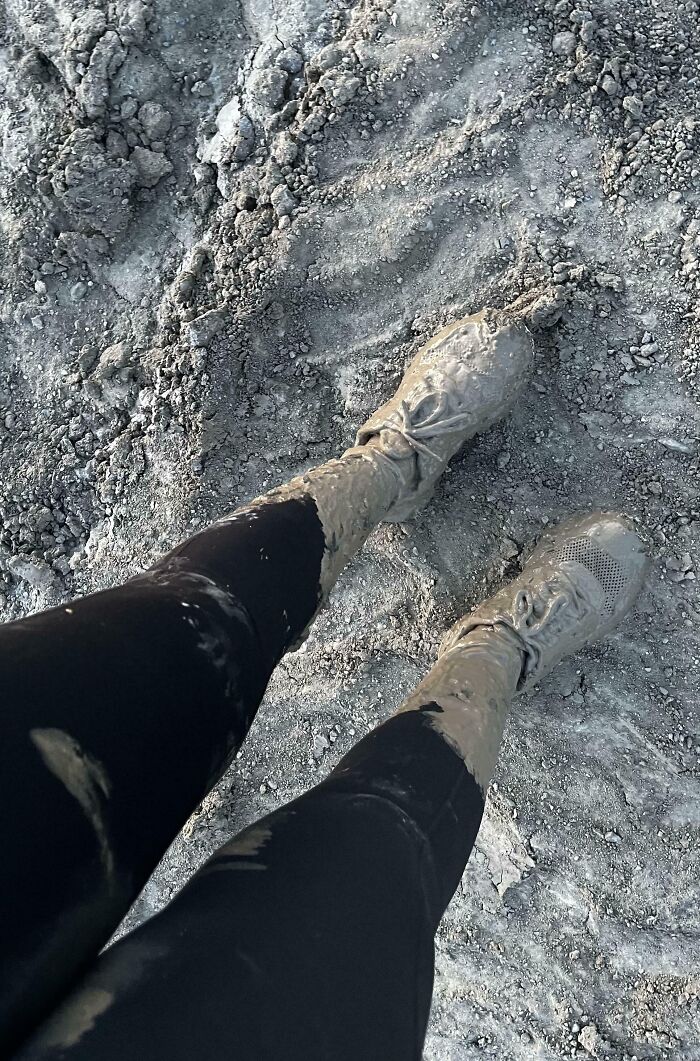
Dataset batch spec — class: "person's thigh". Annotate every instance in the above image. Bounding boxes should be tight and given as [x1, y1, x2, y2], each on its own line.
[1, 495, 326, 1052]
[18, 712, 484, 1061]
[17, 791, 436, 1061]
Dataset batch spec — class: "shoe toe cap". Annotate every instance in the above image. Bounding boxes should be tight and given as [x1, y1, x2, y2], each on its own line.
[532, 511, 651, 621]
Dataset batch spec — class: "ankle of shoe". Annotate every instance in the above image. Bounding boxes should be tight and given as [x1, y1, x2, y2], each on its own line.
[349, 433, 420, 512]
[441, 621, 527, 689]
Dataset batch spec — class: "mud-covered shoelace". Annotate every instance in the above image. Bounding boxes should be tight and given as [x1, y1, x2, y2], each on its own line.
[366, 374, 477, 465]
[508, 570, 596, 675]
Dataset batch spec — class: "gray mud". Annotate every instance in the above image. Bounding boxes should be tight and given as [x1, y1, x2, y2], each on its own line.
[1, 0, 699, 1056]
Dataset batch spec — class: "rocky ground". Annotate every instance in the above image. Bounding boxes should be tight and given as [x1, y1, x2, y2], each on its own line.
[1, 0, 699, 1056]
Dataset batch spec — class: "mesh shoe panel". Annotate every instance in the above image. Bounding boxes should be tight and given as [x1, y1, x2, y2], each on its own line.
[550, 537, 626, 618]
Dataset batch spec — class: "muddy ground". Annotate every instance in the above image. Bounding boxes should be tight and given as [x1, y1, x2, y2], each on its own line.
[1, 0, 699, 1056]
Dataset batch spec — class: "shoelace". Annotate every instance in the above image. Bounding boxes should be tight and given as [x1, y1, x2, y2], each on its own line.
[511, 569, 596, 666]
[367, 373, 479, 464]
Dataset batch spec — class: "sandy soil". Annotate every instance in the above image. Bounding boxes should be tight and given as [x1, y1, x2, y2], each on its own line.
[1, 0, 699, 1056]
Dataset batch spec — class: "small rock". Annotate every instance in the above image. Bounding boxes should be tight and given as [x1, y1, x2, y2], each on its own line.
[7, 556, 56, 589]
[187, 308, 226, 348]
[95, 341, 131, 379]
[70, 281, 88, 301]
[276, 47, 303, 74]
[120, 97, 138, 120]
[332, 76, 361, 104]
[138, 101, 172, 140]
[595, 272, 624, 292]
[270, 184, 298, 217]
[552, 31, 577, 56]
[622, 95, 643, 119]
[105, 130, 129, 159]
[313, 733, 330, 757]
[659, 438, 694, 454]
[273, 132, 299, 166]
[578, 1024, 600, 1054]
[131, 146, 173, 188]
[234, 115, 255, 161]
[78, 346, 98, 374]
[246, 66, 287, 113]
[501, 537, 519, 559]
[315, 44, 343, 71]
[601, 74, 619, 96]
[191, 80, 213, 97]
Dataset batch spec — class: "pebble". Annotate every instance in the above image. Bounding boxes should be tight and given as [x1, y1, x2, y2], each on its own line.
[138, 101, 172, 140]
[659, 438, 694, 454]
[601, 74, 619, 97]
[313, 734, 330, 757]
[552, 31, 577, 56]
[131, 146, 173, 188]
[70, 281, 88, 301]
[276, 48, 303, 74]
[578, 1024, 600, 1054]
[191, 80, 213, 97]
[187, 308, 226, 348]
[622, 95, 644, 119]
[270, 184, 299, 217]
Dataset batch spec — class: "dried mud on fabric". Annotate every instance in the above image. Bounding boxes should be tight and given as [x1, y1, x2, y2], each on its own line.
[1, 0, 699, 1056]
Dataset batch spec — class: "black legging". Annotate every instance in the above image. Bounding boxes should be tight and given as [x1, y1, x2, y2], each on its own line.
[3, 494, 485, 1060]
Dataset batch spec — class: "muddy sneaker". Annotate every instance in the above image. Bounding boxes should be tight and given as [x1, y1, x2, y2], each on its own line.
[352, 305, 535, 522]
[440, 512, 650, 691]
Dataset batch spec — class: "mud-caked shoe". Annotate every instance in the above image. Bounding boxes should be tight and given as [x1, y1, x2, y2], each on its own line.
[440, 512, 650, 690]
[352, 304, 535, 522]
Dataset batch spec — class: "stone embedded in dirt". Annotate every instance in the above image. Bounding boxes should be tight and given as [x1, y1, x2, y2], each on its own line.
[138, 101, 172, 141]
[315, 44, 344, 72]
[622, 95, 644, 119]
[234, 116, 256, 161]
[273, 133, 299, 166]
[6, 555, 56, 589]
[77, 30, 126, 119]
[70, 281, 88, 301]
[106, 131, 130, 160]
[578, 1024, 600, 1054]
[601, 74, 619, 97]
[270, 184, 298, 217]
[246, 65, 288, 117]
[187, 309, 226, 349]
[595, 272, 624, 292]
[552, 31, 577, 56]
[276, 48, 304, 74]
[131, 146, 173, 188]
[95, 342, 132, 380]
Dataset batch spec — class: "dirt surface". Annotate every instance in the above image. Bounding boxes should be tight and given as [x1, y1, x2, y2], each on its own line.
[1, 0, 699, 1056]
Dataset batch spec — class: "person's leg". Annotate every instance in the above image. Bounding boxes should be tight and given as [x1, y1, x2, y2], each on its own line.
[16, 513, 648, 1061]
[0, 455, 396, 1053]
[13, 627, 524, 1061]
[1, 304, 536, 1052]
